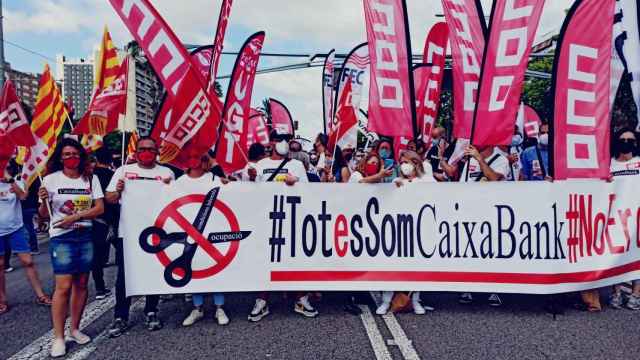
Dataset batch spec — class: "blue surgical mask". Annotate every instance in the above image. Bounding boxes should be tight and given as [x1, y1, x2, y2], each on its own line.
[379, 148, 391, 159]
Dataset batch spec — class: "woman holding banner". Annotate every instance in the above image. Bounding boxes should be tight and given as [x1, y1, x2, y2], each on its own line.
[178, 150, 230, 326]
[38, 138, 105, 358]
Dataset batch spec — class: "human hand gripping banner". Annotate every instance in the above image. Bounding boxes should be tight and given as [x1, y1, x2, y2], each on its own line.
[122, 179, 640, 296]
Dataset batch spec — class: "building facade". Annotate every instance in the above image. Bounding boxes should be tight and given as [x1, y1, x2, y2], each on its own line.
[55, 55, 94, 121]
[3, 62, 41, 111]
[132, 57, 162, 136]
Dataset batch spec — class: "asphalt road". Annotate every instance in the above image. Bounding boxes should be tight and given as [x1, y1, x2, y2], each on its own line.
[1, 239, 639, 360]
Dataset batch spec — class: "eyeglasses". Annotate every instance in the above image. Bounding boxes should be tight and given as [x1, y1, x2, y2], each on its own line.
[137, 147, 158, 153]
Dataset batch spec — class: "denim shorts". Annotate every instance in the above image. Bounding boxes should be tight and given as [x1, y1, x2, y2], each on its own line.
[0, 227, 30, 256]
[49, 229, 94, 275]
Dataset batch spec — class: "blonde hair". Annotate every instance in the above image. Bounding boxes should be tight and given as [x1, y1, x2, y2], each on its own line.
[398, 150, 425, 178]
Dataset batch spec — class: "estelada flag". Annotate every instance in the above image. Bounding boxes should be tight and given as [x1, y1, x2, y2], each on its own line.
[0, 79, 36, 147]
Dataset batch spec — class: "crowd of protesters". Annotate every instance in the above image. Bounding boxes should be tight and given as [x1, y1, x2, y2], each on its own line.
[0, 121, 639, 357]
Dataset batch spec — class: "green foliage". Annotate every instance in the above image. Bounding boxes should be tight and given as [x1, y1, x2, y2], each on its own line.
[522, 56, 554, 121]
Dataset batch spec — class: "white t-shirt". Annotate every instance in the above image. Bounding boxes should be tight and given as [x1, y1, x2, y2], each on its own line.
[256, 157, 308, 183]
[173, 172, 224, 191]
[349, 171, 365, 183]
[236, 163, 260, 182]
[460, 148, 510, 183]
[394, 174, 437, 186]
[610, 157, 640, 177]
[0, 180, 25, 236]
[106, 163, 175, 199]
[42, 172, 104, 238]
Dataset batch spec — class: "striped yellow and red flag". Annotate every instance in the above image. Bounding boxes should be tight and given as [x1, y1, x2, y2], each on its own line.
[31, 64, 67, 151]
[127, 131, 138, 158]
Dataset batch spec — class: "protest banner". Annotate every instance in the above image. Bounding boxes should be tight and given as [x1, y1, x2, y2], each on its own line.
[122, 178, 640, 296]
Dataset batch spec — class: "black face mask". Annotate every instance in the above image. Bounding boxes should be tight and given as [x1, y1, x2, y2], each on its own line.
[617, 139, 637, 154]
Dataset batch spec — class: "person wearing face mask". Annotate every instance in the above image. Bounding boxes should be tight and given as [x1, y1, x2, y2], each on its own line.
[0, 159, 51, 317]
[519, 123, 550, 181]
[425, 127, 447, 175]
[323, 146, 351, 183]
[375, 138, 397, 183]
[38, 139, 105, 357]
[249, 130, 319, 321]
[608, 128, 640, 311]
[176, 152, 231, 326]
[500, 130, 524, 181]
[105, 137, 175, 339]
[349, 152, 394, 183]
[314, 133, 329, 176]
[375, 151, 435, 316]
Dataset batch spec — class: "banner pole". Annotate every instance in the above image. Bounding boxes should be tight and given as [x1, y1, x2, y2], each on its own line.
[121, 131, 126, 165]
[37, 172, 52, 217]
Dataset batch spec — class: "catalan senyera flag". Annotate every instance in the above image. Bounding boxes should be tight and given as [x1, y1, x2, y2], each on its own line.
[127, 131, 138, 158]
[81, 134, 104, 153]
[22, 64, 68, 186]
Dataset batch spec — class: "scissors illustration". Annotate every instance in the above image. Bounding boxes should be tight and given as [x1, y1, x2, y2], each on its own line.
[139, 187, 251, 288]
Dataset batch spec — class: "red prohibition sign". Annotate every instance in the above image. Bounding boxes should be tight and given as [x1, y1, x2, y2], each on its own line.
[152, 194, 240, 279]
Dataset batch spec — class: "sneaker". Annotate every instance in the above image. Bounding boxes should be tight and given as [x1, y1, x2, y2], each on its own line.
[459, 293, 473, 304]
[4, 266, 14, 273]
[488, 294, 503, 307]
[184, 294, 193, 303]
[376, 302, 390, 315]
[248, 299, 270, 322]
[50, 338, 66, 358]
[215, 307, 229, 326]
[294, 295, 319, 318]
[182, 308, 204, 327]
[626, 294, 640, 310]
[95, 289, 112, 300]
[145, 312, 163, 331]
[609, 292, 624, 309]
[413, 302, 427, 315]
[107, 318, 128, 338]
[67, 330, 91, 345]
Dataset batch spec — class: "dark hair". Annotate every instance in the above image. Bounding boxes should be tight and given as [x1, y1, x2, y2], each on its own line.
[136, 136, 157, 148]
[333, 146, 348, 175]
[47, 138, 91, 179]
[6, 159, 20, 177]
[315, 133, 328, 148]
[94, 147, 113, 165]
[248, 143, 266, 162]
[612, 127, 639, 157]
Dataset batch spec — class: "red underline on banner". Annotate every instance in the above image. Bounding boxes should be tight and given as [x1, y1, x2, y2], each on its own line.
[270, 260, 640, 284]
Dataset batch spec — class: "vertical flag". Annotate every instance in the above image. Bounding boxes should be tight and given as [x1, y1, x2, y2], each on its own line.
[328, 79, 359, 152]
[616, 0, 640, 132]
[127, 131, 139, 159]
[108, 0, 223, 163]
[472, 0, 545, 146]
[207, 0, 234, 94]
[415, 22, 449, 146]
[216, 31, 266, 174]
[246, 110, 270, 148]
[551, 0, 615, 179]
[269, 99, 295, 137]
[363, 0, 416, 138]
[0, 80, 36, 146]
[322, 49, 336, 135]
[441, 0, 487, 140]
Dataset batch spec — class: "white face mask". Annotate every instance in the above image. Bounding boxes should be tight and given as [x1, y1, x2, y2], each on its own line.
[400, 162, 415, 177]
[511, 134, 523, 146]
[538, 134, 549, 146]
[275, 141, 290, 156]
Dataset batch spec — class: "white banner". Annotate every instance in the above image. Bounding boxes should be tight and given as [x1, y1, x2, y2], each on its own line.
[122, 179, 640, 296]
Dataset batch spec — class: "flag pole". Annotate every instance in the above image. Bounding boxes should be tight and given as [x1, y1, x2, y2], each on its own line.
[37, 172, 52, 217]
[121, 131, 126, 165]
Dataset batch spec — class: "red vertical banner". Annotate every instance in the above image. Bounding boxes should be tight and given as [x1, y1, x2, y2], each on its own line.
[440, 0, 486, 140]
[207, 0, 233, 94]
[322, 49, 336, 135]
[363, 0, 415, 138]
[415, 22, 449, 146]
[552, 0, 615, 179]
[246, 111, 270, 148]
[269, 99, 295, 137]
[216, 32, 265, 174]
[473, 0, 545, 146]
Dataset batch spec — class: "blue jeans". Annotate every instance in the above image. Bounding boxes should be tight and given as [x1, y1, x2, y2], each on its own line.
[0, 227, 31, 255]
[193, 293, 224, 307]
[49, 229, 93, 275]
[21, 208, 38, 251]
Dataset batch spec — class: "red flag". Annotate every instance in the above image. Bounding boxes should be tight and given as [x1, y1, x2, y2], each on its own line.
[415, 21, 449, 147]
[393, 136, 411, 160]
[207, 0, 233, 94]
[552, 0, 615, 179]
[108, 0, 223, 163]
[473, 0, 545, 146]
[0, 136, 15, 172]
[518, 104, 542, 139]
[332, 43, 369, 133]
[269, 99, 295, 136]
[441, 0, 487, 140]
[247, 111, 270, 148]
[328, 79, 359, 152]
[363, 0, 415, 137]
[322, 49, 336, 135]
[74, 56, 130, 136]
[0, 79, 35, 147]
[216, 32, 266, 175]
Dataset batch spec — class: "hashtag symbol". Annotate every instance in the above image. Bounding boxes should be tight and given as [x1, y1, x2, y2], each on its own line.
[269, 195, 286, 263]
[565, 194, 580, 264]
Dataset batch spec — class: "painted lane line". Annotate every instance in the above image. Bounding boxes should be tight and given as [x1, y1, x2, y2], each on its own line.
[370, 291, 422, 360]
[358, 304, 394, 360]
[8, 290, 116, 360]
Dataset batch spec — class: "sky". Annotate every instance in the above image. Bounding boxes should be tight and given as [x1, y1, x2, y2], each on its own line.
[2, 0, 573, 140]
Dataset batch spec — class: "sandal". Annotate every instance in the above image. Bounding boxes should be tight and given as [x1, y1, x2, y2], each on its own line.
[0, 302, 8, 315]
[36, 295, 53, 306]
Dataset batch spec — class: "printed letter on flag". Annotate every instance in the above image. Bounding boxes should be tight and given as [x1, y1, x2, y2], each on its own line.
[552, 0, 615, 179]
[269, 99, 295, 137]
[216, 32, 265, 175]
[363, 0, 415, 137]
[473, 0, 545, 146]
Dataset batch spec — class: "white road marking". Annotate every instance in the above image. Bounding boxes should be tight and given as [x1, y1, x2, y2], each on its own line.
[8, 290, 116, 360]
[358, 304, 394, 360]
[370, 291, 422, 360]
